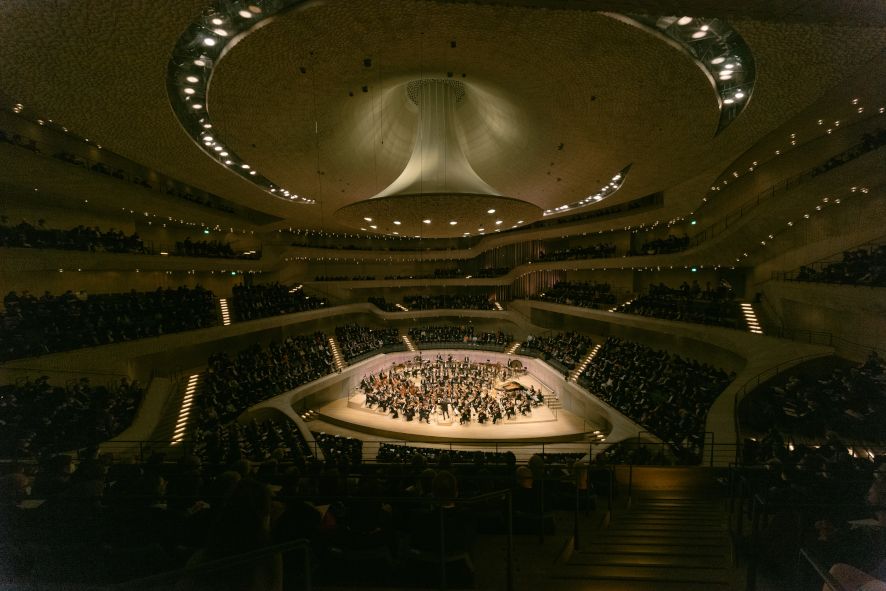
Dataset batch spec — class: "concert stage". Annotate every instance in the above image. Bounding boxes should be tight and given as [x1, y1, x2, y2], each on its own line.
[317, 393, 590, 443]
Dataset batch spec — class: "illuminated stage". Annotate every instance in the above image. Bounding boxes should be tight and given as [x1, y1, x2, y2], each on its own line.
[317, 367, 593, 443]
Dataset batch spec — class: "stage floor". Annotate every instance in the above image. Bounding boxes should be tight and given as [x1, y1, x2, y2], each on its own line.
[317, 393, 591, 443]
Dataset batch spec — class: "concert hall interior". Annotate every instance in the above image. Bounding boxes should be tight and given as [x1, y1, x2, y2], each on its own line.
[0, 1, 884, 590]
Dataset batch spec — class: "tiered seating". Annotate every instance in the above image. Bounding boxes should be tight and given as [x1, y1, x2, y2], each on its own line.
[741, 352, 886, 442]
[194, 417, 313, 466]
[0, 217, 146, 253]
[0, 286, 217, 361]
[312, 431, 363, 465]
[795, 245, 886, 286]
[536, 243, 615, 261]
[191, 334, 333, 444]
[632, 234, 689, 255]
[0, 376, 143, 457]
[173, 237, 259, 259]
[520, 332, 593, 371]
[229, 282, 325, 321]
[408, 325, 512, 348]
[579, 337, 733, 458]
[617, 281, 744, 329]
[334, 323, 402, 361]
[532, 281, 616, 309]
[403, 294, 496, 310]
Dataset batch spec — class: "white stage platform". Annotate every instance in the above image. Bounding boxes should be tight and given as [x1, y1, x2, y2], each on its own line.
[318, 393, 589, 443]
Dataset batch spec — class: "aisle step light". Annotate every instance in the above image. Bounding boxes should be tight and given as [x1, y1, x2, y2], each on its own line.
[740, 302, 763, 334]
[395, 303, 409, 312]
[402, 334, 418, 352]
[171, 374, 200, 445]
[219, 298, 231, 326]
[570, 344, 601, 383]
[609, 299, 632, 313]
[328, 337, 346, 370]
[493, 301, 503, 311]
[506, 342, 521, 355]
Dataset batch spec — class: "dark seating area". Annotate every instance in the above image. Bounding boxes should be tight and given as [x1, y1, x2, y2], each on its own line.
[741, 352, 886, 443]
[229, 281, 325, 322]
[532, 281, 616, 309]
[520, 332, 593, 371]
[173, 237, 260, 260]
[0, 217, 147, 253]
[404, 294, 497, 310]
[312, 432, 363, 465]
[579, 336, 733, 459]
[408, 325, 512, 347]
[795, 245, 886, 286]
[535, 242, 616, 261]
[617, 281, 744, 329]
[0, 286, 218, 362]
[334, 323, 402, 361]
[191, 334, 333, 442]
[368, 296, 399, 312]
[735, 436, 886, 590]
[0, 376, 143, 458]
[194, 417, 313, 467]
[632, 234, 689, 256]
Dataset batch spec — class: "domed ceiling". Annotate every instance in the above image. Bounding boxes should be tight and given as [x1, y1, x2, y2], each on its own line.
[0, 0, 884, 238]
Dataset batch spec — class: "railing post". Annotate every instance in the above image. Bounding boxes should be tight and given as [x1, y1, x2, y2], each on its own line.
[506, 492, 514, 591]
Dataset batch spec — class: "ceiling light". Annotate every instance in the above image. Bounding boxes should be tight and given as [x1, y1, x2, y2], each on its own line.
[734, 91, 745, 99]
[724, 63, 734, 69]
[487, 209, 496, 214]
[194, 59, 206, 66]
[517, 220, 524, 224]
[495, 220, 503, 225]
[449, 221, 457, 225]
[238, 10, 253, 18]
[249, 170, 256, 175]
[241, 164, 250, 169]
[393, 220, 401, 225]
[369, 225, 377, 229]
[363, 217, 372, 222]
[183, 87, 195, 95]
[213, 28, 228, 36]
[478, 228, 484, 232]
[186, 75, 199, 83]
[202, 37, 216, 47]
[219, 151, 228, 156]
[224, 160, 232, 165]
[191, 103, 203, 110]
[692, 31, 706, 39]
[213, 146, 223, 152]
[203, 135, 214, 142]
[711, 56, 726, 65]
[211, 17, 224, 25]
[724, 98, 735, 104]
[677, 16, 693, 25]
[202, 123, 212, 129]
[423, 219, 431, 224]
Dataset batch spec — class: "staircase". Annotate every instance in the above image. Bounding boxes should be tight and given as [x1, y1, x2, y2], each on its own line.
[570, 343, 601, 383]
[544, 392, 563, 413]
[552, 468, 738, 590]
[401, 332, 417, 352]
[327, 336, 346, 370]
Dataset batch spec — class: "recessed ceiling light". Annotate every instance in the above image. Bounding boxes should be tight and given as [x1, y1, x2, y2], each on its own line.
[241, 164, 250, 169]
[238, 10, 253, 18]
[213, 28, 228, 37]
[219, 151, 228, 156]
[677, 16, 693, 25]
[224, 160, 232, 165]
[203, 135, 214, 142]
[734, 91, 745, 99]
[495, 220, 503, 225]
[711, 56, 725, 65]
[369, 225, 377, 229]
[393, 220, 401, 225]
[202, 123, 212, 129]
[211, 17, 224, 25]
[517, 220, 524, 224]
[364, 217, 372, 222]
[213, 146, 223, 152]
[478, 228, 484, 232]
[724, 98, 735, 104]
[186, 75, 199, 83]
[249, 170, 256, 175]
[192, 103, 203, 110]
[423, 219, 431, 224]
[183, 87, 195, 95]
[449, 221, 457, 225]
[202, 37, 216, 47]
[194, 59, 206, 66]
[487, 209, 495, 214]
[392, 231, 399, 235]
[692, 31, 706, 39]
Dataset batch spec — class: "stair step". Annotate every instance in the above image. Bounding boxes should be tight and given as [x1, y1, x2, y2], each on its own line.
[618, 516, 723, 524]
[568, 553, 727, 568]
[593, 531, 727, 541]
[578, 543, 726, 557]
[554, 564, 730, 584]
[609, 525, 725, 535]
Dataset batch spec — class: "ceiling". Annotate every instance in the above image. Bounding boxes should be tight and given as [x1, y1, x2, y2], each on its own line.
[0, 1, 884, 238]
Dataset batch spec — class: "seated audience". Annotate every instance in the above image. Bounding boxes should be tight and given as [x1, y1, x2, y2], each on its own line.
[532, 281, 615, 309]
[631, 234, 689, 256]
[521, 332, 593, 371]
[795, 245, 886, 287]
[617, 281, 744, 329]
[230, 282, 325, 322]
[0, 376, 143, 458]
[579, 337, 733, 458]
[408, 325, 512, 348]
[0, 216, 146, 254]
[535, 242, 615, 262]
[334, 324, 402, 361]
[0, 286, 217, 361]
